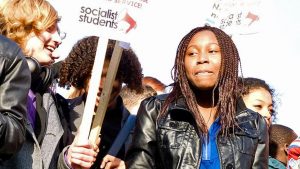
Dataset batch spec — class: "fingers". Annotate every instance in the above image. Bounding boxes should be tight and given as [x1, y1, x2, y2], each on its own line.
[68, 147, 97, 169]
[68, 147, 97, 166]
[70, 146, 97, 158]
[71, 158, 94, 169]
[114, 160, 125, 169]
[71, 141, 98, 158]
[100, 155, 112, 169]
[96, 136, 101, 146]
[93, 143, 100, 154]
[102, 161, 126, 169]
[100, 155, 125, 169]
[104, 161, 112, 169]
[67, 138, 99, 169]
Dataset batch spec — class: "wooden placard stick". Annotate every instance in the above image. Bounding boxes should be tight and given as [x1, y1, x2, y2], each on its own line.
[78, 38, 108, 144]
[89, 40, 124, 143]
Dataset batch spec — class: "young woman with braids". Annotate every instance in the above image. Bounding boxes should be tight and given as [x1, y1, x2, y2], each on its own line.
[56, 36, 143, 169]
[125, 26, 269, 169]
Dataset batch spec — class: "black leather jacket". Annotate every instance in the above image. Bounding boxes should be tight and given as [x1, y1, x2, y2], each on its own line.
[0, 35, 31, 162]
[126, 94, 269, 169]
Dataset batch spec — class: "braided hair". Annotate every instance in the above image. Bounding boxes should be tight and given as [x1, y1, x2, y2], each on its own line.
[159, 26, 241, 135]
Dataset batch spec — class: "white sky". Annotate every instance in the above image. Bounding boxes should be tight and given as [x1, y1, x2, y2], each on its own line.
[50, 0, 300, 135]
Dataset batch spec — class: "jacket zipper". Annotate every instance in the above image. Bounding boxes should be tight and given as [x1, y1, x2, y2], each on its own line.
[197, 133, 210, 168]
[216, 129, 222, 169]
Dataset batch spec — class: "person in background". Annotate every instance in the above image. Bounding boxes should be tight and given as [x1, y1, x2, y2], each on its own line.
[103, 85, 157, 167]
[0, 0, 64, 168]
[125, 25, 269, 169]
[287, 136, 300, 169]
[142, 76, 167, 94]
[57, 36, 143, 169]
[239, 77, 278, 127]
[120, 85, 157, 114]
[269, 124, 297, 169]
[0, 35, 31, 162]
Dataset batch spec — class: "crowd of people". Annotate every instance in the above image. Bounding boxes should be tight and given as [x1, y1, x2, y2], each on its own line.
[0, 0, 299, 169]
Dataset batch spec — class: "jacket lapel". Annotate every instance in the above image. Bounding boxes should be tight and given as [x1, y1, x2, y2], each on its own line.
[35, 92, 48, 144]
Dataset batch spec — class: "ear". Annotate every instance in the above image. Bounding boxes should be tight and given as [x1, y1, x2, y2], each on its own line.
[284, 143, 289, 155]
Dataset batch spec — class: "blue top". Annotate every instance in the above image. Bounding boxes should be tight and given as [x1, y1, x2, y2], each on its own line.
[200, 118, 221, 169]
[268, 157, 286, 169]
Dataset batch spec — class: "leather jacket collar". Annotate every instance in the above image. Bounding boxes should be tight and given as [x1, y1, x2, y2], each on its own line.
[164, 94, 249, 117]
[158, 94, 260, 136]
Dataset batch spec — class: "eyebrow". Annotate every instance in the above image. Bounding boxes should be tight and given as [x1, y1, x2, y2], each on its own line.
[254, 99, 273, 105]
[208, 42, 219, 46]
[187, 43, 219, 48]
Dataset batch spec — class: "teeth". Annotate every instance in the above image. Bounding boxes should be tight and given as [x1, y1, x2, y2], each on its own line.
[47, 47, 54, 52]
[196, 72, 210, 75]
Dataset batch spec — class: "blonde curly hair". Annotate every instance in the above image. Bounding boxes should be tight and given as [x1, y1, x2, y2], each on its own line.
[0, 0, 59, 54]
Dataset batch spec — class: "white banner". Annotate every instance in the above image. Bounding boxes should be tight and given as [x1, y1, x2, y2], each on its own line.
[61, 0, 149, 42]
[205, 0, 262, 36]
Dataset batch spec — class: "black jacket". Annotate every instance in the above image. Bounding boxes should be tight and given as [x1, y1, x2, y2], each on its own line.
[57, 95, 130, 169]
[0, 35, 31, 162]
[126, 94, 269, 169]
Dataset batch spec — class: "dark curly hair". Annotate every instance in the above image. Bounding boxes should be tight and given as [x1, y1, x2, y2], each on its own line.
[159, 26, 241, 134]
[238, 77, 279, 121]
[59, 36, 143, 93]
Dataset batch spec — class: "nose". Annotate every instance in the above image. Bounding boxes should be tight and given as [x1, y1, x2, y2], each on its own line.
[261, 109, 272, 126]
[197, 52, 209, 64]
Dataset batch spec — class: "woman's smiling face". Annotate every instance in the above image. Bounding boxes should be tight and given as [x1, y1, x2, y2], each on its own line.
[25, 24, 62, 66]
[184, 30, 221, 90]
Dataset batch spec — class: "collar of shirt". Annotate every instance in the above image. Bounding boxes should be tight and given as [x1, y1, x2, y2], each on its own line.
[269, 157, 286, 169]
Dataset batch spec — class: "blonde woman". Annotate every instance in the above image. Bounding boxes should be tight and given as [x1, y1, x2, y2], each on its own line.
[0, 0, 64, 168]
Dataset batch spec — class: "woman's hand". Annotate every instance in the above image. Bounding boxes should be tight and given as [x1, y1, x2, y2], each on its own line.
[66, 134, 100, 169]
[100, 155, 126, 169]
